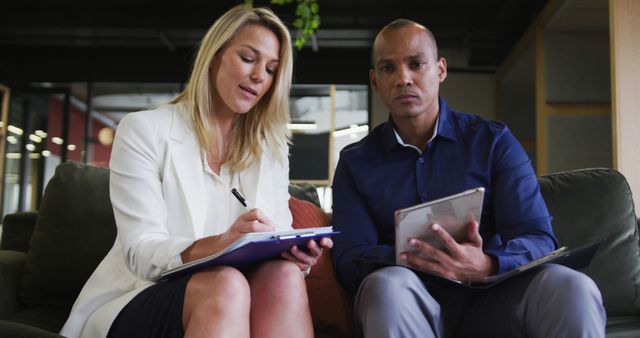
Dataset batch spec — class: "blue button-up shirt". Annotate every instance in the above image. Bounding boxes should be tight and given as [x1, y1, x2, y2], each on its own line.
[331, 97, 558, 294]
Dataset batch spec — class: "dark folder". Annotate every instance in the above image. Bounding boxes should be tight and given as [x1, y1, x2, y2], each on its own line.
[159, 227, 338, 281]
[355, 240, 603, 289]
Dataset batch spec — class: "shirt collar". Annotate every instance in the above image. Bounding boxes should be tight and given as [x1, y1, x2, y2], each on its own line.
[436, 96, 457, 142]
[381, 96, 457, 153]
[392, 116, 439, 154]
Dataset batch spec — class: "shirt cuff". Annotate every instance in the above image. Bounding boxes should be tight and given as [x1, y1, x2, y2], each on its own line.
[167, 237, 196, 270]
[484, 249, 519, 274]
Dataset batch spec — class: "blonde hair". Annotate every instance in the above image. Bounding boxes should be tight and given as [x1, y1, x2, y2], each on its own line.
[171, 5, 292, 170]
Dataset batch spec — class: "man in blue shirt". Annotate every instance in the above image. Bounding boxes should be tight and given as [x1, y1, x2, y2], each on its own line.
[331, 19, 605, 338]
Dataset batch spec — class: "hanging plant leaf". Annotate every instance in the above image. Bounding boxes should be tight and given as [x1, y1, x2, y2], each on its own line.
[243, 0, 320, 50]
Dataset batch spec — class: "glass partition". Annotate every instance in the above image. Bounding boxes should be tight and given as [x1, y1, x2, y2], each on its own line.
[0, 81, 368, 217]
[0, 84, 9, 219]
[288, 84, 368, 210]
[0, 86, 73, 219]
[86, 82, 181, 167]
[332, 85, 368, 171]
[288, 84, 333, 185]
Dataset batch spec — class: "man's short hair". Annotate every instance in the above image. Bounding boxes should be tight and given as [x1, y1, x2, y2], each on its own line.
[371, 19, 439, 66]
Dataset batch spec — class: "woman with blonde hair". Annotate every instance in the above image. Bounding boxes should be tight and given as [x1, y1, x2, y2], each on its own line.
[60, 5, 332, 338]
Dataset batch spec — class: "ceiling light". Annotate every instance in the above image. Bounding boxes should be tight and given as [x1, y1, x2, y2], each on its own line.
[8, 125, 23, 135]
[287, 123, 318, 131]
[29, 134, 42, 143]
[333, 124, 368, 137]
[98, 127, 115, 145]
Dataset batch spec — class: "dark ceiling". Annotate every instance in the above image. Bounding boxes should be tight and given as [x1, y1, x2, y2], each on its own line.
[0, 0, 549, 85]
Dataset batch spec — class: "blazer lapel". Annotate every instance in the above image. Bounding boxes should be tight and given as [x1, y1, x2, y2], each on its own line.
[168, 106, 205, 238]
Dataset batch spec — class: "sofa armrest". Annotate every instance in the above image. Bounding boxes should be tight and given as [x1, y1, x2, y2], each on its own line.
[289, 183, 322, 208]
[0, 250, 27, 318]
[1, 212, 38, 252]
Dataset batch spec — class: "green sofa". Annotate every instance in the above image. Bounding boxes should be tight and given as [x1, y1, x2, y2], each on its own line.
[1, 162, 639, 337]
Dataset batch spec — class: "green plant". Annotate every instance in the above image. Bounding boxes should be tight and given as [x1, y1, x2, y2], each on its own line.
[245, 0, 320, 50]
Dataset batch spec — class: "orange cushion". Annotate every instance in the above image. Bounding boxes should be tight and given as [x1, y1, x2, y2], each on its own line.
[289, 197, 355, 337]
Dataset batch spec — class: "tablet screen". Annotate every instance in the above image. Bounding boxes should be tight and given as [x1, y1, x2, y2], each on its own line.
[394, 187, 485, 266]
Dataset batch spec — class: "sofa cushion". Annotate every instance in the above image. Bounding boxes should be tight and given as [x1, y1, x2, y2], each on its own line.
[0, 212, 38, 252]
[0, 320, 64, 338]
[5, 306, 70, 334]
[289, 197, 354, 338]
[0, 250, 27, 317]
[538, 168, 640, 316]
[19, 162, 116, 308]
[605, 316, 640, 337]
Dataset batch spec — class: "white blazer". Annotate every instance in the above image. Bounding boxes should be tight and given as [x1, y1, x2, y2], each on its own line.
[60, 104, 293, 338]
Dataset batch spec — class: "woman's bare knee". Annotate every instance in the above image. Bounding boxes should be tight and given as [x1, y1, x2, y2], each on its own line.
[188, 266, 249, 297]
[183, 266, 250, 325]
[248, 260, 313, 337]
[249, 260, 308, 297]
[254, 259, 302, 279]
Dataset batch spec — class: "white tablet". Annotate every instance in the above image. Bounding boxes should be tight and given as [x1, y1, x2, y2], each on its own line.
[394, 187, 485, 266]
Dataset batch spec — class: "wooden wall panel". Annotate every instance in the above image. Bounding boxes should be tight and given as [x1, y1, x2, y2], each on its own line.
[610, 0, 640, 211]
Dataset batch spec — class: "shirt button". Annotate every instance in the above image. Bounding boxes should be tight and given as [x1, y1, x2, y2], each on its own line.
[418, 158, 425, 163]
[421, 192, 427, 198]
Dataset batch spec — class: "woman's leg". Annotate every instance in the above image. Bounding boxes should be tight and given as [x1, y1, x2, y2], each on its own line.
[183, 266, 251, 338]
[247, 259, 313, 338]
[107, 274, 192, 338]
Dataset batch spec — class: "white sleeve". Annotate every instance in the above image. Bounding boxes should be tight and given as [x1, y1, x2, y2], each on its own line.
[109, 111, 194, 280]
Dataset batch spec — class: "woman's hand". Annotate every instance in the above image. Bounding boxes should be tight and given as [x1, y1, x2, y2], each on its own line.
[181, 208, 275, 263]
[281, 237, 334, 272]
[217, 209, 276, 247]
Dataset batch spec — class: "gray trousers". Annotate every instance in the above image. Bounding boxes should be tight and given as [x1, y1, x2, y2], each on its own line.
[354, 264, 606, 338]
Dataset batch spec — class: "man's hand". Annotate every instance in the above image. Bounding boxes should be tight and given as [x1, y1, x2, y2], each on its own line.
[400, 221, 497, 282]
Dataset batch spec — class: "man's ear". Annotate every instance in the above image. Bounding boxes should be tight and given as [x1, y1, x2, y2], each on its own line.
[370, 68, 378, 91]
[438, 57, 448, 83]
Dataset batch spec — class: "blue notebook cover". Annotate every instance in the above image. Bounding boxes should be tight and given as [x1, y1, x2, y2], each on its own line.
[158, 227, 338, 281]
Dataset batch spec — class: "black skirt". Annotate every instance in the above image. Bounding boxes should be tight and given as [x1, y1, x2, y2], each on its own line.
[107, 274, 192, 338]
